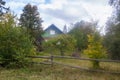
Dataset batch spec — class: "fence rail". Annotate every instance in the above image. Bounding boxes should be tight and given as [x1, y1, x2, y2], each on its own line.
[28, 55, 120, 63]
[27, 55, 120, 74]
[52, 61, 120, 74]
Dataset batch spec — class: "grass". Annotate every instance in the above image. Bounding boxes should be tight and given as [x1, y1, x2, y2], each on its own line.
[37, 51, 120, 72]
[0, 62, 120, 80]
[54, 59, 120, 71]
[0, 51, 120, 80]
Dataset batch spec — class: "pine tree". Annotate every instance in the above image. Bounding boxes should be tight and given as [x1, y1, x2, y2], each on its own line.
[83, 33, 106, 68]
[19, 3, 43, 51]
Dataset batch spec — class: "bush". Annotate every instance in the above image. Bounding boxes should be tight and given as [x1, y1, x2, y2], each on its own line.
[0, 14, 36, 68]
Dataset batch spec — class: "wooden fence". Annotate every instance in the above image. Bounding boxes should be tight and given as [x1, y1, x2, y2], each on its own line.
[28, 55, 120, 74]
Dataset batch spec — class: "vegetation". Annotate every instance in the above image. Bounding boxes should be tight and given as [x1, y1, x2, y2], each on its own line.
[69, 20, 96, 52]
[104, 0, 120, 60]
[83, 33, 106, 68]
[43, 35, 76, 56]
[0, 63, 119, 80]
[19, 3, 43, 51]
[0, 14, 36, 68]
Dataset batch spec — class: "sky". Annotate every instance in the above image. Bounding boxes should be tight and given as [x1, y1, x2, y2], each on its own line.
[5, 0, 112, 31]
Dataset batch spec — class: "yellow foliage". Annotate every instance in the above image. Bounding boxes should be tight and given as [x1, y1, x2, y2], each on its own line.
[83, 34, 106, 59]
[83, 34, 106, 68]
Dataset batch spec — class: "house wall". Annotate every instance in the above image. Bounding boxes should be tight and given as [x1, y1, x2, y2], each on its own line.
[44, 24, 63, 37]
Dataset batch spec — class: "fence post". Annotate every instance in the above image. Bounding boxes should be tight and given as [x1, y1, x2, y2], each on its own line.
[50, 53, 53, 67]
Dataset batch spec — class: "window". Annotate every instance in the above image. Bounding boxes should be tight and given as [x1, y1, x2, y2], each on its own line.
[50, 30, 55, 35]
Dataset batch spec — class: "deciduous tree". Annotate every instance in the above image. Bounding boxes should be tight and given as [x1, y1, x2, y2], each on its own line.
[43, 35, 76, 56]
[69, 20, 96, 51]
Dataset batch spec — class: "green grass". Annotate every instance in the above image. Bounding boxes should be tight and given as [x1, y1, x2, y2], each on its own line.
[0, 63, 120, 80]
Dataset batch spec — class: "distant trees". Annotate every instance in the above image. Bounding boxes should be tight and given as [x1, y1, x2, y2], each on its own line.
[69, 20, 96, 52]
[19, 3, 43, 51]
[104, 0, 120, 60]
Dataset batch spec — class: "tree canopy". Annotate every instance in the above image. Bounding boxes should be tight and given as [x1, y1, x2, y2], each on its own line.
[69, 20, 96, 51]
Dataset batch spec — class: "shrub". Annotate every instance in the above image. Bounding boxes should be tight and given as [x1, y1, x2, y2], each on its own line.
[0, 14, 36, 68]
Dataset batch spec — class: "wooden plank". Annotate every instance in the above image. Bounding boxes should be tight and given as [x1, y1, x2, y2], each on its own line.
[30, 61, 52, 65]
[27, 55, 120, 63]
[53, 56, 120, 63]
[27, 56, 51, 59]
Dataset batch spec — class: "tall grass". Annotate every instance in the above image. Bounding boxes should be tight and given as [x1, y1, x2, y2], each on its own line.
[0, 63, 120, 80]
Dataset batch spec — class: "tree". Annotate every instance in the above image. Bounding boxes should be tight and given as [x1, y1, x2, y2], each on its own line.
[0, 14, 36, 68]
[43, 35, 76, 56]
[19, 3, 43, 51]
[0, 0, 9, 16]
[109, 0, 120, 21]
[83, 33, 106, 69]
[69, 20, 96, 51]
[104, 0, 120, 60]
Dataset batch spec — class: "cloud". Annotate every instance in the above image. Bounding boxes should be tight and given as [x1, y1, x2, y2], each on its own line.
[5, 0, 112, 30]
[6, 0, 45, 4]
[38, 0, 91, 29]
[82, 2, 112, 24]
[6, 1, 25, 10]
[41, 13, 66, 31]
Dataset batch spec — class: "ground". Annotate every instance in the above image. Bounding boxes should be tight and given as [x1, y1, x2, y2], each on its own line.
[0, 64, 120, 80]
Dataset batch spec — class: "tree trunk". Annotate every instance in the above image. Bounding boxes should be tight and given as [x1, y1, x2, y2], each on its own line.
[92, 61, 100, 69]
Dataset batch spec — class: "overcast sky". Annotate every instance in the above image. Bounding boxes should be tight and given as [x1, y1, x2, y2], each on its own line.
[5, 0, 112, 31]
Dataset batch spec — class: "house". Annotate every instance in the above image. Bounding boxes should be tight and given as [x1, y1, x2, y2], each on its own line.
[42, 24, 63, 40]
